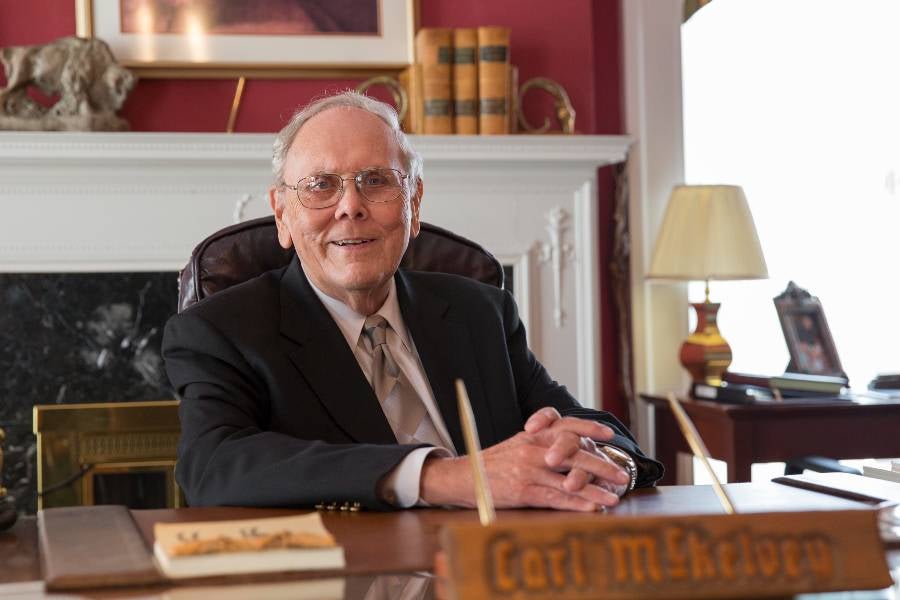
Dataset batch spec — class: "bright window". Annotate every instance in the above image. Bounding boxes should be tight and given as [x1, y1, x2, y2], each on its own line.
[681, 0, 900, 388]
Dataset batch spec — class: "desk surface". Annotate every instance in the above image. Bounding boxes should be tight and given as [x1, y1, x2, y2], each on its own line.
[642, 392, 900, 415]
[2, 482, 898, 598]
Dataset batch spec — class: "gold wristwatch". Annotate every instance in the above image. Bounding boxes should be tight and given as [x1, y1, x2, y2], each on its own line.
[596, 444, 638, 491]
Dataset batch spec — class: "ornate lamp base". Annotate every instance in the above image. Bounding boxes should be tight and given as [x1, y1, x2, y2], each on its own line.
[680, 301, 732, 386]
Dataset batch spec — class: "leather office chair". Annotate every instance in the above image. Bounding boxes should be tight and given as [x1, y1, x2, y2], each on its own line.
[178, 216, 504, 312]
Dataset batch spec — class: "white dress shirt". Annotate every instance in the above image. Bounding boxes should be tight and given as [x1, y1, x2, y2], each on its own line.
[303, 267, 456, 507]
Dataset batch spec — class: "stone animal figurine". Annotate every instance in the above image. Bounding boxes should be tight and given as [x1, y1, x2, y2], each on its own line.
[0, 36, 135, 131]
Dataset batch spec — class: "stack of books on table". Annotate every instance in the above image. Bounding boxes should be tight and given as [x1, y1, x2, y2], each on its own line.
[693, 371, 850, 404]
[691, 380, 774, 404]
[768, 372, 849, 397]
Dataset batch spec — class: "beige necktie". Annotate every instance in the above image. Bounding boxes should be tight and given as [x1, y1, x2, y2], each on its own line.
[361, 315, 444, 447]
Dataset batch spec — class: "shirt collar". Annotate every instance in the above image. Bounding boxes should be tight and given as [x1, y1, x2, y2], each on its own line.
[301, 264, 411, 352]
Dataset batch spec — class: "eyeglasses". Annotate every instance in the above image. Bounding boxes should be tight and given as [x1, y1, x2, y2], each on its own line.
[282, 167, 409, 210]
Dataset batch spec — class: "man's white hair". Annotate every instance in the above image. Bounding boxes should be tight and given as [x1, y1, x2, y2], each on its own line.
[272, 91, 423, 197]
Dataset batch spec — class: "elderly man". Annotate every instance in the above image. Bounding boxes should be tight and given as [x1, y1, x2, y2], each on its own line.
[163, 92, 662, 512]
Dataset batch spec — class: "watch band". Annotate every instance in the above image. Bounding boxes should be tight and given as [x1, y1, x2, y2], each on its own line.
[596, 443, 638, 492]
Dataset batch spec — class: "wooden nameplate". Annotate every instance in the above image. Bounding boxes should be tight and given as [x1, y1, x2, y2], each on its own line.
[439, 510, 892, 599]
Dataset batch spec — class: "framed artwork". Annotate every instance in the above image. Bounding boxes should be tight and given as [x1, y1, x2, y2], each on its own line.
[75, 0, 417, 78]
[773, 281, 846, 378]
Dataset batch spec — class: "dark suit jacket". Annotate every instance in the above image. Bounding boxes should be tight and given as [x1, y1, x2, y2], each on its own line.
[163, 257, 663, 510]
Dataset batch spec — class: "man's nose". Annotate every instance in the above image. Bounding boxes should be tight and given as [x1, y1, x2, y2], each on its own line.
[333, 179, 368, 220]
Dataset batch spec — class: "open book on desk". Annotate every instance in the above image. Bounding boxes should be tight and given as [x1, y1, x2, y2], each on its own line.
[154, 513, 345, 580]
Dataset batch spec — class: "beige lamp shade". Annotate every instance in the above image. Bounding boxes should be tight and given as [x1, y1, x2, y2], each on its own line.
[647, 185, 768, 281]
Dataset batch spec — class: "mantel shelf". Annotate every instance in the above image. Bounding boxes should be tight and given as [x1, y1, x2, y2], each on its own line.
[0, 131, 632, 165]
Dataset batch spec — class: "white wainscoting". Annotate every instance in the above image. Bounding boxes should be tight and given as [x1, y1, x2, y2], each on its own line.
[0, 132, 631, 409]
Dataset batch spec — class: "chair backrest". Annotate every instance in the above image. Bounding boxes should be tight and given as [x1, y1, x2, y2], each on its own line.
[178, 216, 504, 312]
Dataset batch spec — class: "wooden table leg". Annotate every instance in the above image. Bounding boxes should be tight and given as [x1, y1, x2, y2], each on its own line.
[725, 421, 753, 483]
[726, 458, 753, 483]
[652, 405, 687, 486]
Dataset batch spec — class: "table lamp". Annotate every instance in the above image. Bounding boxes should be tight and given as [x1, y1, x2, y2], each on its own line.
[647, 185, 768, 386]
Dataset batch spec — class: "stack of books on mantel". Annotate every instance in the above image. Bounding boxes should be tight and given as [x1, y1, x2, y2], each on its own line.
[403, 26, 516, 135]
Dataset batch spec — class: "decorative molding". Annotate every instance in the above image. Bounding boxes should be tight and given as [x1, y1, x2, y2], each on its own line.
[0, 132, 273, 161]
[413, 134, 632, 164]
[233, 193, 253, 223]
[0, 185, 258, 194]
[0, 131, 632, 166]
[80, 433, 179, 461]
[536, 207, 574, 328]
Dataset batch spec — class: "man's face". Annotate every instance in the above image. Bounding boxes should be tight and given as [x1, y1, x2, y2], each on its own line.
[269, 107, 421, 310]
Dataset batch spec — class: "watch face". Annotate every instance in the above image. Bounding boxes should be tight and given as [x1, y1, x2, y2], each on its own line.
[597, 445, 637, 489]
[614, 448, 637, 487]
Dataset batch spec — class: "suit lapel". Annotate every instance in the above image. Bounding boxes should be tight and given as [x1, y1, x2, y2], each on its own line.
[279, 259, 396, 444]
[397, 271, 499, 453]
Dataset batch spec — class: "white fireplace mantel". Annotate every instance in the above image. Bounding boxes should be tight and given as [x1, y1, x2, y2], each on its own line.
[0, 131, 631, 409]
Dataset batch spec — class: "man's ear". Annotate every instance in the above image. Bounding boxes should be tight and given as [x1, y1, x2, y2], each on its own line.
[409, 178, 423, 239]
[269, 186, 293, 249]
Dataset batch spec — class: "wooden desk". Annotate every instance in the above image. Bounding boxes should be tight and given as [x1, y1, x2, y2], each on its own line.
[2, 482, 898, 598]
[643, 393, 900, 485]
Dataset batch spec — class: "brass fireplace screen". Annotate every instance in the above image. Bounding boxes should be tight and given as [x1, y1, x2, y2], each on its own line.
[33, 400, 181, 510]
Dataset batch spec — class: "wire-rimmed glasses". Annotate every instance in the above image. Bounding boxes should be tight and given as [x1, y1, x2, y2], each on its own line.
[282, 167, 408, 210]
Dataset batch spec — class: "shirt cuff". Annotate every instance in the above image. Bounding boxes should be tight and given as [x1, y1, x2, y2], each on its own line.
[379, 446, 453, 508]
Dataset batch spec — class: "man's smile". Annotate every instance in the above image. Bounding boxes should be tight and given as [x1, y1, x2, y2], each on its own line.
[331, 238, 375, 247]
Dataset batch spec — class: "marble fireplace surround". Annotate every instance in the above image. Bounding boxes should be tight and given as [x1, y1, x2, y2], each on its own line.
[0, 132, 631, 410]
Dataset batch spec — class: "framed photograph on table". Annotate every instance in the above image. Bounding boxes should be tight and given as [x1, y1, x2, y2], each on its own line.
[773, 281, 846, 378]
[75, 0, 417, 78]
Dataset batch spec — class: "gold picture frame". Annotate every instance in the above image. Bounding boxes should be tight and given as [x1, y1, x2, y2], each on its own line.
[75, 0, 418, 79]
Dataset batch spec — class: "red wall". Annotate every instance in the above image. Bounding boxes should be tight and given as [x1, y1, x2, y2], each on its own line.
[0, 0, 628, 418]
[0, 0, 622, 135]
